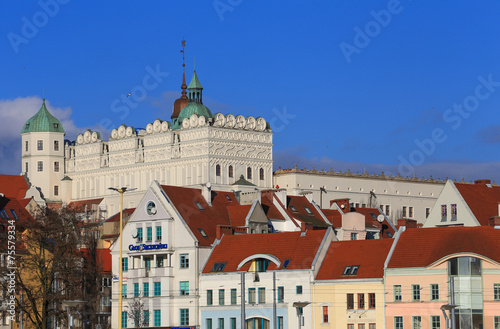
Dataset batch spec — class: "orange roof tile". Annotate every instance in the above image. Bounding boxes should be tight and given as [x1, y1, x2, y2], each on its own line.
[316, 239, 393, 280]
[0, 175, 29, 200]
[202, 230, 328, 273]
[227, 204, 252, 227]
[161, 186, 238, 247]
[387, 226, 500, 268]
[106, 208, 135, 222]
[454, 182, 500, 226]
[260, 194, 285, 220]
[286, 195, 330, 228]
[68, 198, 104, 211]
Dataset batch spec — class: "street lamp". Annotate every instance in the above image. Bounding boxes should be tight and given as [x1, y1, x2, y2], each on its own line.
[319, 187, 327, 209]
[293, 302, 310, 329]
[109, 187, 136, 329]
[440, 304, 457, 329]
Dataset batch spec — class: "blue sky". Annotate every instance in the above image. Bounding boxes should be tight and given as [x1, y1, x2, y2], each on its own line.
[1, 1, 500, 183]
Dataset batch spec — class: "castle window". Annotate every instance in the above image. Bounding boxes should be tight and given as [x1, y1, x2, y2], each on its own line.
[54, 140, 59, 151]
[216, 165, 221, 177]
[54, 162, 60, 172]
[37, 161, 43, 172]
[37, 140, 43, 151]
[228, 165, 233, 178]
[25, 162, 28, 173]
[247, 167, 252, 180]
[25, 141, 28, 152]
[259, 168, 264, 180]
[54, 185, 59, 196]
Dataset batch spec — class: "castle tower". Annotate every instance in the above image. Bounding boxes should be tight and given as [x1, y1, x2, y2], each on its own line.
[21, 99, 65, 201]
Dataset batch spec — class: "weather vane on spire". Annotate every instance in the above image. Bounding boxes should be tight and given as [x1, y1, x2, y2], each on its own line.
[180, 38, 186, 68]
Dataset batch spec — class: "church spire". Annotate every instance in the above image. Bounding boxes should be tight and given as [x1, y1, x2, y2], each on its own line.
[171, 38, 190, 120]
[180, 38, 187, 98]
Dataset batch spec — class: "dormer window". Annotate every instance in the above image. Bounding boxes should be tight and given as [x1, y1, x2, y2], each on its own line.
[211, 262, 226, 272]
[54, 123, 59, 128]
[342, 265, 360, 276]
[281, 259, 291, 269]
[195, 201, 204, 211]
[198, 228, 208, 238]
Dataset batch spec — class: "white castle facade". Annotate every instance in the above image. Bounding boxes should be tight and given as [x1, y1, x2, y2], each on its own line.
[21, 67, 273, 213]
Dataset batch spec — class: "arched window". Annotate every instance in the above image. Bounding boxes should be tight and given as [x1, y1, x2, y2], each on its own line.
[228, 165, 233, 178]
[216, 164, 221, 177]
[259, 168, 264, 180]
[247, 167, 252, 180]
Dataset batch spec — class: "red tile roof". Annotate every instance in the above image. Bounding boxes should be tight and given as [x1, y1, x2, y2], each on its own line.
[161, 186, 238, 247]
[97, 248, 112, 272]
[286, 195, 330, 228]
[316, 239, 393, 280]
[106, 208, 135, 222]
[0, 175, 29, 200]
[387, 226, 500, 268]
[68, 198, 104, 211]
[260, 193, 285, 220]
[227, 204, 252, 227]
[454, 182, 500, 226]
[202, 230, 328, 273]
[0, 196, 35, 250]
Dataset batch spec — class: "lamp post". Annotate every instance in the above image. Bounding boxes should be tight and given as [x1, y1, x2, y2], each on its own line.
[293, 302, 310, 329]
[109, 187, 136, 329]
[319, 187, 327, 209]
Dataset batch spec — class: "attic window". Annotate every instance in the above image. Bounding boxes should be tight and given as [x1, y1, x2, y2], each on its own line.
[211, 262, 227, 272]
[0, 209, 8, 219]
[342, 265, 359, 276]
[9, 210, 18, 220]
[304, 207, 313, 215]
[281, 259, 291, 269]
[195, 201, 204, 211]
[198, 228, 208, 238]
[26, 123, 30, 129]
[54, 123, 59, 128]
[290, 206, 297, 212]
[226, 195, 232, 202]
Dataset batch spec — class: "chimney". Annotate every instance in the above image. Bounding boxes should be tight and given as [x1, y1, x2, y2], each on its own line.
[331, 198, 350, 211]
[489, 217, 500, 229]
[216, 225, 234, 240]
[397, 218, 417, 229]
[202, 184, 212, 206]
[300, 222, 313, 232]
[474, 179, 491, 185]
[299, 191, 313, 203]
[275, 188, 287, 208]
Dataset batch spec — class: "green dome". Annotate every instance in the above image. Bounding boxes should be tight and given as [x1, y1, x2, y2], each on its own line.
[173, 102, 213, 129]
[21, 99, 64, 133]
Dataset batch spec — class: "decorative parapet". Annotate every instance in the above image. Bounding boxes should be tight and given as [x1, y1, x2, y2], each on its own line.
[272, 165, 483, 185]
[76, 129, 101, 145]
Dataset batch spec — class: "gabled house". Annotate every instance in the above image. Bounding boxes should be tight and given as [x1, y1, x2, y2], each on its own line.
[313, 238, 393, 329]
[385, 226, 500, 329]
[423, 179, 500, 227]
[110, 181, 249, 329]
[200, 228, 335, 329]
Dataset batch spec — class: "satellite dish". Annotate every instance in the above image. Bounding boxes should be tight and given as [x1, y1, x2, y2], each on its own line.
[131, 228, 139, 238]
[377, 215, 385, 223]
[341, 204, 345, 209]
[206, 182, 212, 189]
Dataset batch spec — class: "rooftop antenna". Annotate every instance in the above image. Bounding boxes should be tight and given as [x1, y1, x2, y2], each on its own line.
[180, 38, 187, 98]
